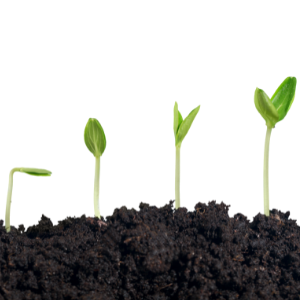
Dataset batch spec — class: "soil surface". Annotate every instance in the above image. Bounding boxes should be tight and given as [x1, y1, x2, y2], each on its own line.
[1, 200, 300, 299]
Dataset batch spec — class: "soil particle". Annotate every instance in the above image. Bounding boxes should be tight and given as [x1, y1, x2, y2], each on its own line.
[1, 200, 300, 299]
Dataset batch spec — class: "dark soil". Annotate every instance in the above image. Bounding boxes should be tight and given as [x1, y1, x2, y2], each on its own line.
[1, 200, 300, 300]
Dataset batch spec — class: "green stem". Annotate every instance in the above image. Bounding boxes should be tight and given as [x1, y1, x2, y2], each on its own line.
[263, 126, 272, 217]
[175, 145, 181, 209]
[94, 156, 101, 219]
[5, 168, 19, 233]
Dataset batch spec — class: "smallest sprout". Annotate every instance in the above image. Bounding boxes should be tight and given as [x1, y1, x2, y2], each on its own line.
[5, 168, 52, 233]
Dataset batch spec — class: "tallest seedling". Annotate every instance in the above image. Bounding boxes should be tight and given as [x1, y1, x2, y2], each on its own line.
[174, 102, 200, 209]
[84, 118, 106, 219]
[254, 77, 297, 216]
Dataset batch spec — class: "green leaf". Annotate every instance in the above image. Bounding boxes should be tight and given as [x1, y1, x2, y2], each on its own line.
[19, 168, 52, 176]
[271, 77, 297, 122]
[173, 102, 179, 138]
[254, 88, 279, 128]
[178, 111, 183, 132]
[175, 104, 200, 147]
[173, 102, 184, 138]
[84, 118, 106, 157]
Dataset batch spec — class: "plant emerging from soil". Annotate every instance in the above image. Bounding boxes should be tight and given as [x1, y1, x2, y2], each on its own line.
[84, 118, 106, 220]
[173, 102, 200, 209]
[254, 77, 297, 217]
[5, 168, 52, 233]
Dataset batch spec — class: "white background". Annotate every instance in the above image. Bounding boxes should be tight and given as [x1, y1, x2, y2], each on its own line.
[1, 1, 300, 230]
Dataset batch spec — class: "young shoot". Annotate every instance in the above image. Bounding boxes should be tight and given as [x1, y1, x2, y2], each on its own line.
[174, 102, 200, 209]
[5, 168, 52, 233]
[254, 77, 297, 217]
[84, 118, 106, 220]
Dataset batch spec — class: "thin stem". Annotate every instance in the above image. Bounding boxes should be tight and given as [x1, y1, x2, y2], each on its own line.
[94, 156, 101, 219]
[263, 126, 272, 217]
[5, 168, 19, 233]
[175, 145, 181, 209]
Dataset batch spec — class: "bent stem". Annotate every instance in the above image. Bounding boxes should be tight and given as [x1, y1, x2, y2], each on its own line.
[264, 126, 272, 217]
[94, 156, 101, 219]
[5, 168, 18, 233]
[175, 145, 181, 209]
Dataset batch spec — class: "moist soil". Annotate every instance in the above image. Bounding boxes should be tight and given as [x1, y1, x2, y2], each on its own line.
[1, 200, 300, 300]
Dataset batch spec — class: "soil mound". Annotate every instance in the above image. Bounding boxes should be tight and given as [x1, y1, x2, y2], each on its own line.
[1, 200, 299, 299]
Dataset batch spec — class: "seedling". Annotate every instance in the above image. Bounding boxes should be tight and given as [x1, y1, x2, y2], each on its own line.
[84, 118, 106, 219]
[254, 77, 297, 216]
[5, 168, 52, 233]
[174, 102, 200, 209]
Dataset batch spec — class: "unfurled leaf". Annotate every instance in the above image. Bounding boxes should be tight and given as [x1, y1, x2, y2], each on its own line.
[175, 104, 200, 147]
[254, 88, 279, 128]
[271, 77, 297, 122]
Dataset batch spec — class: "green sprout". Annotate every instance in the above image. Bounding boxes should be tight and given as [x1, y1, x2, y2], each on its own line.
[5, 168, 52, 233]
[174, 102, 200, 209]
[254, 77, 297, 217]
[84, 118, 106, 219]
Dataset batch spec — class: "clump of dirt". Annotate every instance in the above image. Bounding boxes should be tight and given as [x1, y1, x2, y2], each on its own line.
[0, 200, 300, 299]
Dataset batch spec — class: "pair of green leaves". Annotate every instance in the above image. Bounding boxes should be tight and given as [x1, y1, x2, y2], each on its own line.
[84, 118, 106, 157]
[174, 102, 200, 147]
[254, 77, 297, 128]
